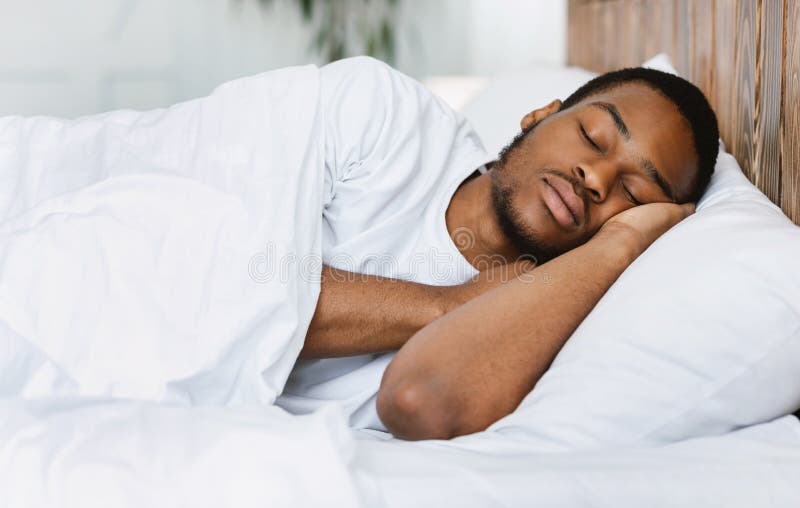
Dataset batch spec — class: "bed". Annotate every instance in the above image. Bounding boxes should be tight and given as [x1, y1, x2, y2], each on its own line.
[2, 2, 800, 507]
[354, 3, 800, 505]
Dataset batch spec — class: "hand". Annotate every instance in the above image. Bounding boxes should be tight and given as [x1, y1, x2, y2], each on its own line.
[598, 202, 695, 256]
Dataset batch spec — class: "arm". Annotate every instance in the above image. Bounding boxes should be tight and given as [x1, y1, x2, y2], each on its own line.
[301, 262, 529, 359]
[300, 265, 447, 358]
[376, 202, 695, 440]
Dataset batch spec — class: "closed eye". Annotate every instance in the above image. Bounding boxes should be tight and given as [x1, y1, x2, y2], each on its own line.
[580, 123, 602, 152]
[622, 182, 642, 206]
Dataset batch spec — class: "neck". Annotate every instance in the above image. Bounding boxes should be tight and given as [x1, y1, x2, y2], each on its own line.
[446, 168, 521, 269]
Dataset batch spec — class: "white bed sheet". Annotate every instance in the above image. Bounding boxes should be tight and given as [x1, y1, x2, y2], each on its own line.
[352, 415, 800, 508]
[4, 396, 798, 508]
[0, 398, 363, 508]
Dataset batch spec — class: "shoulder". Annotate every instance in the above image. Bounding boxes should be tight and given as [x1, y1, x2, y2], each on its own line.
[321, 56, 398, 79]
[320, 56, 434, 105]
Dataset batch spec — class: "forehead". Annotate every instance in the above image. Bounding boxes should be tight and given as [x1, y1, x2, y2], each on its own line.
[570, 83, 698, 201]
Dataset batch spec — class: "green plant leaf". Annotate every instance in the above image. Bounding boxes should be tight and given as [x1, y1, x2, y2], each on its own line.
[244, 0, 400, 64]
[297, 0, 314, 20]
[380, 19, 394, 61]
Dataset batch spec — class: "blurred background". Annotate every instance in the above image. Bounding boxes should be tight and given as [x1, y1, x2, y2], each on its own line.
[0, 0, 566, 118]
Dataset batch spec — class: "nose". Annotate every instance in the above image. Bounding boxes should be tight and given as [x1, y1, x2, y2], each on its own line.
[573, 160, 615, 203]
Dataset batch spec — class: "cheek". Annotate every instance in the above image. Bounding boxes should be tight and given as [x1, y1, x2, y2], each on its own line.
[507, 177, 551, 229]
[495, 160, 545, 212]
[507, 122, 577, 177]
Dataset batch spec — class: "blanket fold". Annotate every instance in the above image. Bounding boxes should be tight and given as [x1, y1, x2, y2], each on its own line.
[0, 64, 326, 405]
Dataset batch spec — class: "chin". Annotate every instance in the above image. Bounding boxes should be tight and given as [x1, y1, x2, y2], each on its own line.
[491, 164, 575, 263]
[496, 196, 563, 264]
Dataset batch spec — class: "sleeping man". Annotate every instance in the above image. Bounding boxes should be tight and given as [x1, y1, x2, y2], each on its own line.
[0, 56, 718, 442]
[275, 56, 719, 440]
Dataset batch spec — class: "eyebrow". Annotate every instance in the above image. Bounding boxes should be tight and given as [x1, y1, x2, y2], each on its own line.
[591, 102, 629, 139]
[589, 101, 676, 202]
[640, 157, 675, 202]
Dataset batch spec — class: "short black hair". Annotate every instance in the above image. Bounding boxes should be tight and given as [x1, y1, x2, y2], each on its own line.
[561, 67, 719, 203]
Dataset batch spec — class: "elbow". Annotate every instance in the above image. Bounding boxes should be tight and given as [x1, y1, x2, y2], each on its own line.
[376, 380, 459, 441]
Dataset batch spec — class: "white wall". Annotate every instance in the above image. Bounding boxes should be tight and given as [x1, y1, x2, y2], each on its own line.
[395, 0, 566, 78]
[465, 0, 566, 74]
[0, 0, 565, 117]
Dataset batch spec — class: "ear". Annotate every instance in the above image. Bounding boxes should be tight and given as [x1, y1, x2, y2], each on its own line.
[520, 99, 562, 130]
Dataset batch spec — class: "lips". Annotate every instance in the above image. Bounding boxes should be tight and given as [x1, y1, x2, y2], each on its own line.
[543, 174, 585, 228]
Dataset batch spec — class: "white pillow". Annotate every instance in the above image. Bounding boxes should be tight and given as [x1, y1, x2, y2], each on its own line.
[641, 52, 679, 74]
[476, 55, 800, 450]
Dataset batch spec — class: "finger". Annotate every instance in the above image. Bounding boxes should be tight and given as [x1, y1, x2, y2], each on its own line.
[680, 202, 696, 216]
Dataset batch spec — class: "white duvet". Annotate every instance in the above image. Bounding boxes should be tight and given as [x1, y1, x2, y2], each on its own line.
[1, 64, 799, 507]
[1, 399, 362, 508]
[0, 64, 339, 506]
[0, 64, 325, 405]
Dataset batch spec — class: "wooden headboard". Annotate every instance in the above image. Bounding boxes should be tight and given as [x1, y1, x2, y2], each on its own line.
[567, 0, 799, 224]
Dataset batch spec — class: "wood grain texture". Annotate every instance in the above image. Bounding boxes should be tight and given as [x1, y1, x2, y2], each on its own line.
[600, 1, 617, 71]
[590, 1, 605, 72]
[566, 0, 799, 225]
[675, 0, 694, 77]
[754, 0, 783, 204]
[567, 0, 580, 65]
[568, 0, 594, 69]
[624, 0, 647, 67]
[732, 0, 757, 179]
[643, 0, 677, 59]
[714, 0, 737, 154]
[691, 0, 715, 103]
[783, 0, 800, 223]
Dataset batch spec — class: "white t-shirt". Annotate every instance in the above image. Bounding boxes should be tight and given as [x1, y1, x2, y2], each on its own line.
[275, 57, 494, 430]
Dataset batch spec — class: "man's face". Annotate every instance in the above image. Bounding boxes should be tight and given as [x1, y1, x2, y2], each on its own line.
[491, 83, 699, 263]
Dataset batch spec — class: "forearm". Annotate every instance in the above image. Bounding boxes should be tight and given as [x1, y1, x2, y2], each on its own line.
[377, 229, 641, 440]
[300, 265, 449, 359]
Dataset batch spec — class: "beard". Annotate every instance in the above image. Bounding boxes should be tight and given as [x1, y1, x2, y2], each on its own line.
[490, 122, 564, 265]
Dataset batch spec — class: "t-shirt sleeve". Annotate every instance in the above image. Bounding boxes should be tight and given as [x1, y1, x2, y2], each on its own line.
[318, 56, 484, 197]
